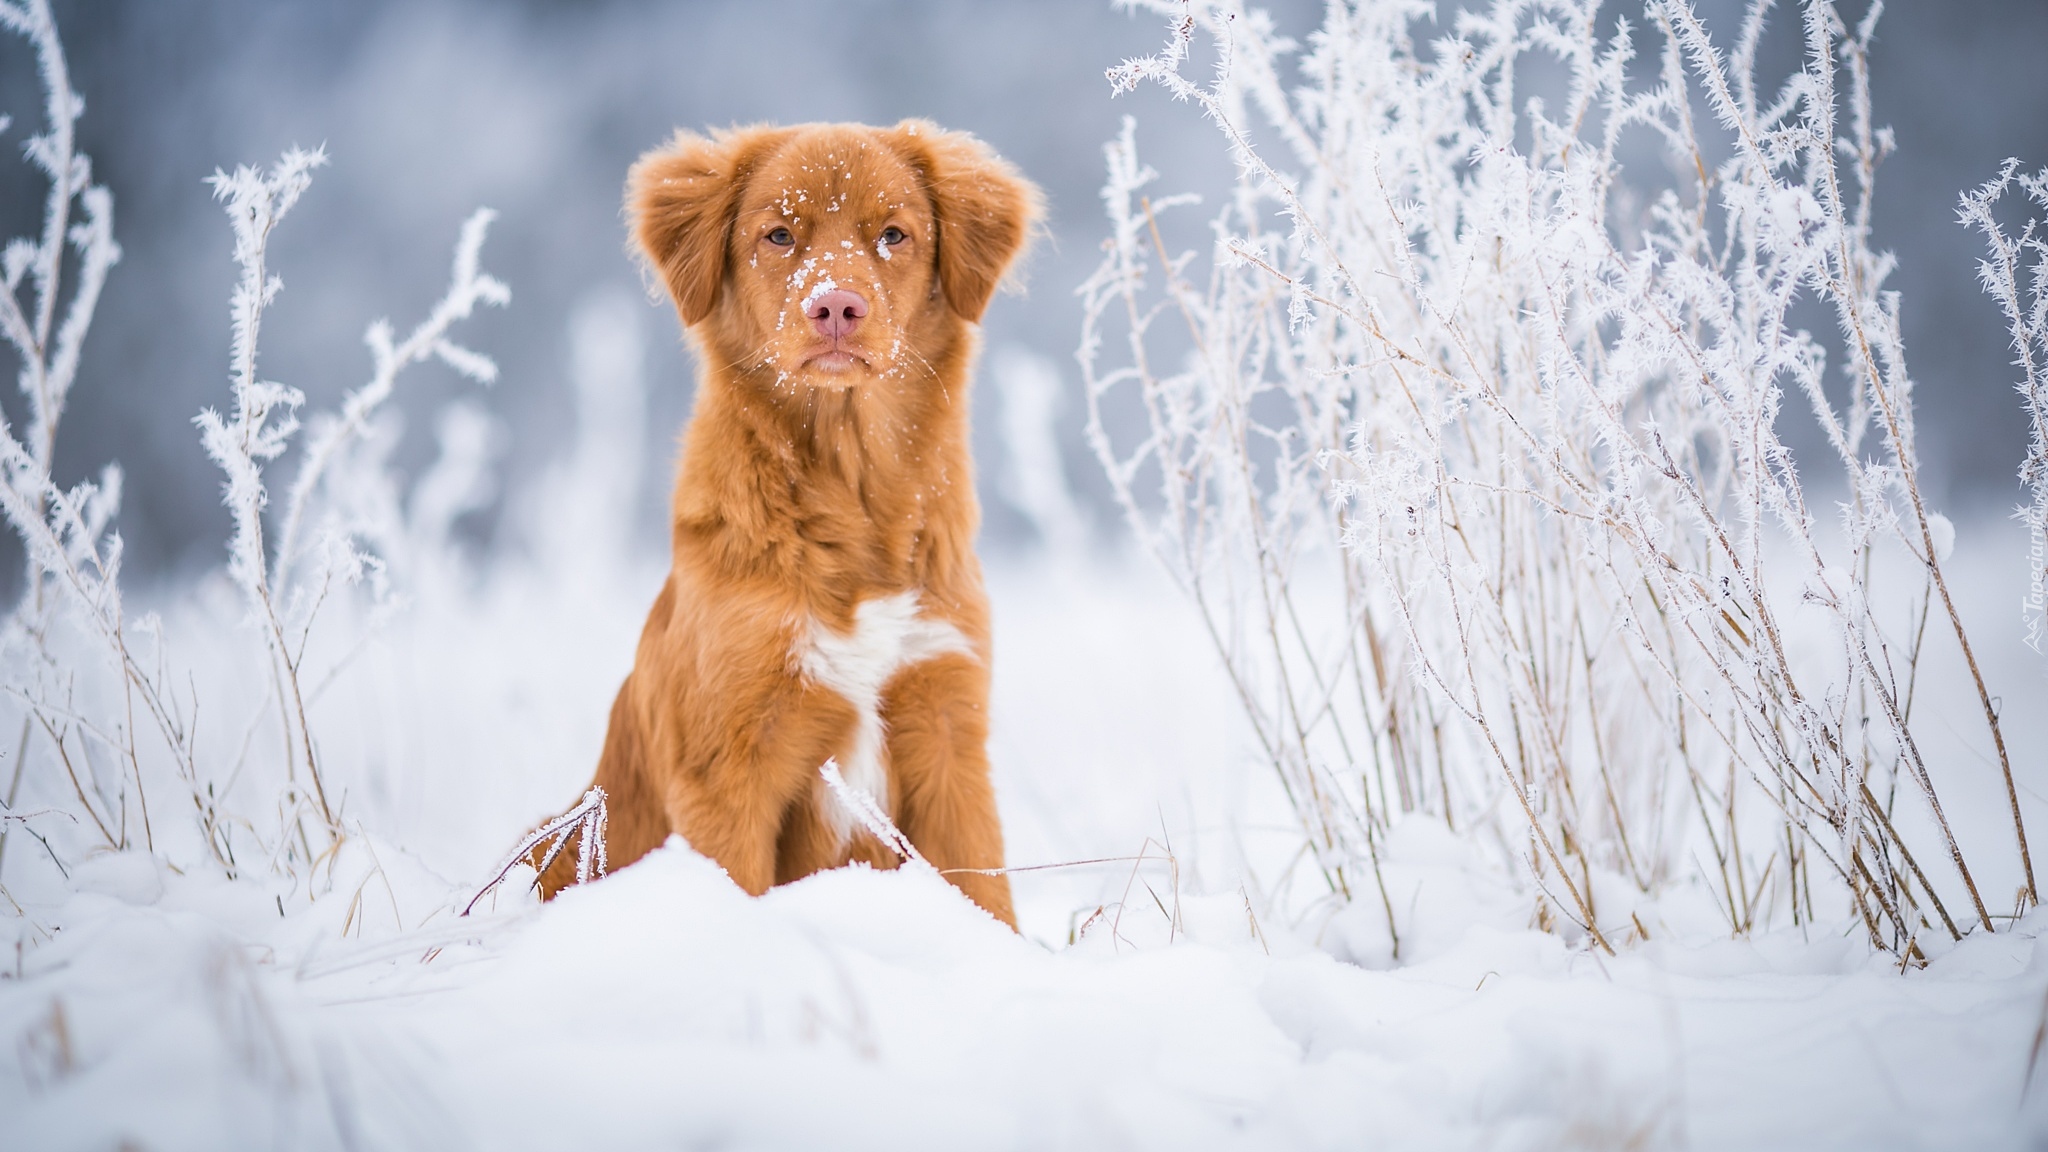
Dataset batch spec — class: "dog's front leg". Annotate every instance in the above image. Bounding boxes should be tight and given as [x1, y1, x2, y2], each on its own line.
[666, 684, 859, 897]
[883, 655, 1016, 928]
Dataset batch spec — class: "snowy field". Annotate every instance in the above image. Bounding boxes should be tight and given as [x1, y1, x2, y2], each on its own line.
[2, 542, 2046, 1151]
[7, 0, 2048, 1147]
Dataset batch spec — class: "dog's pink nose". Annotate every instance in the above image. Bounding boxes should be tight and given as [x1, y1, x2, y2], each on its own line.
[808, 289, 868, 340]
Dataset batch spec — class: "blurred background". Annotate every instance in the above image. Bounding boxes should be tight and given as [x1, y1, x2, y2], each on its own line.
[1, 0, 2044, 589]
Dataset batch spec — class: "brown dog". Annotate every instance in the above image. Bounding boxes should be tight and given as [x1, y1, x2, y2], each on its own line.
[534, 121, 1039, 927]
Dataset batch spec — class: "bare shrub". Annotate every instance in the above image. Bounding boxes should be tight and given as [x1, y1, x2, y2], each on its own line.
[0, 0, 507, 888]
[1083, 0, 2030, 954]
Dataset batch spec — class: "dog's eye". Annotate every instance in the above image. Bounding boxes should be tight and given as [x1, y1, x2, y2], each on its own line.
[766, 227, 794, 247]
[880, 226, 909, 246]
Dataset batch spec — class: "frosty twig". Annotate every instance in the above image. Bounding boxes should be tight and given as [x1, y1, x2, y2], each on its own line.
[197, 154, 507, 858]
[463, 786, 608, 915]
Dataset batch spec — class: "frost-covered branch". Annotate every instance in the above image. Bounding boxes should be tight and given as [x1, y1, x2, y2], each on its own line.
[195, 149, 336, 835]
[275, 207, 509, 591]
[195, 152, 508, 851]
[1960, 161, 2048, 663]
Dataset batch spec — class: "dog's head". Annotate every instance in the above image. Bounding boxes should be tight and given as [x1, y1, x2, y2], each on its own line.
[629, 121, 1039, 394]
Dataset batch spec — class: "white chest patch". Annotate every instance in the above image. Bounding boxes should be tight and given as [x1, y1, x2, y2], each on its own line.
[797, 590, 973, 842]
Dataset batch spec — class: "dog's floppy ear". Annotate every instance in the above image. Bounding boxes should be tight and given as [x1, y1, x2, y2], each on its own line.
[887, 120, 1043, 323]
[628, 126, 788, 326]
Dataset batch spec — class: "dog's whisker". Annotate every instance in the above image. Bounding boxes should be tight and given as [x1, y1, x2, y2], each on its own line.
[937, 854, 1171, 877]
[721, 337, 781, 378]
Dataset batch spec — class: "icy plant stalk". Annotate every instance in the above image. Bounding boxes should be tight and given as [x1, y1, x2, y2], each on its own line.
[0, 0, 216, 874]
[0, 0, 114, 518]
[820, 758, 928, 866]
[1084, 0, 2028, 954]
[196, 153, 506, 855]
[463, 786, 608, 914]
[195, 149, 339, 842]
[1960, 163, 2048, 663]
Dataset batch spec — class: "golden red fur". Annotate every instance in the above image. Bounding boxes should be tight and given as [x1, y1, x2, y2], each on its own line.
[532, 121, 1040, 927]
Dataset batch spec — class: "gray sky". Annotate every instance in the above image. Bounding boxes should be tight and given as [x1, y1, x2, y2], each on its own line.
[3, 0, 2044, 583]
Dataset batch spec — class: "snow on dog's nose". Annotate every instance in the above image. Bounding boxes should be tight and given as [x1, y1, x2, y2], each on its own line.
[807, 288, 868, 341]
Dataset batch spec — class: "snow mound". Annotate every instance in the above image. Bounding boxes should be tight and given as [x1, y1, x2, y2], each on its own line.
[8, 830, 2048, 1150]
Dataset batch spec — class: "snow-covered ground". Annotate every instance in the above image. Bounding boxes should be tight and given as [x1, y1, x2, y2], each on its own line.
[4, 545, 2046, 1151]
